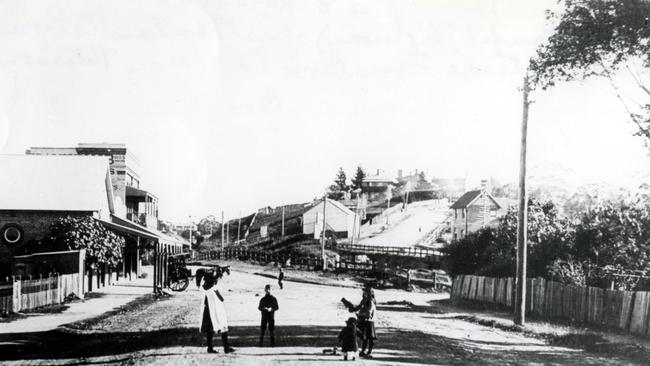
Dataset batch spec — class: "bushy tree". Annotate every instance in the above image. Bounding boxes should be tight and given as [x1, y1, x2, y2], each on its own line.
[327, 168, 349, 200]
[180, 229, 204, 249]
[531, 0, 650, 144]
[573, 199, 650, 288]
[40, 216, 125, 270]
[351, 166, 366, 194]
[442, 199, 573, 277]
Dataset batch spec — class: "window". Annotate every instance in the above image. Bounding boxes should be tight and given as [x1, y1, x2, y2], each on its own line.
[462, 209, 465, 219]
[460, 229, 465, 238]
[490, 209, 497, 218]
[454, 209, 457, 219]
[1, 224, 23, 245]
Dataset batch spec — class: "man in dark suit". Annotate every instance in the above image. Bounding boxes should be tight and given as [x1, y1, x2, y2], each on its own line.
[258, 284, 279, 347]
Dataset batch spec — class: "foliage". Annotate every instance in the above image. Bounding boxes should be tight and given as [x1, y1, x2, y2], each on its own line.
[530, 0, 650, 143]
[327, 167, 349, 200]
[573, 199, 650, 288]
[351, 166, 366, 193]
[442, 199, 574, 278]
[40, 216, 125, 269]
[180, 230, 204, 249]
[547, 258, 586, 286]
[197, 215, 220, 236]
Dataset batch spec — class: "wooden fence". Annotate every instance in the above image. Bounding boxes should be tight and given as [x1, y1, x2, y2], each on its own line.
[451, 274, 650, 336]
[0, 273, 84, 315]
[335, 244, 439, 259]
[192, 248, 326, 271]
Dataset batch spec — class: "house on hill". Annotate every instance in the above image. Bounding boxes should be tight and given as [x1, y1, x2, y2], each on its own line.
[449, 181, 509, 241]
[303, 198, 359, 239]
[246, 203, 313, 243]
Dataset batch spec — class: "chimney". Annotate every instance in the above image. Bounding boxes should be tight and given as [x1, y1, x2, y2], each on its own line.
[415, 169, 418, 176]
[398, 169, 403, 179]
[376, 169, 380, 175]
[480, 179, 489, 192]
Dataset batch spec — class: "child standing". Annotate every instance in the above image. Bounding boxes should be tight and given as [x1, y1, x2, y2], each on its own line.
[278, 268, 284, 290]
[338, 317, 362, 361]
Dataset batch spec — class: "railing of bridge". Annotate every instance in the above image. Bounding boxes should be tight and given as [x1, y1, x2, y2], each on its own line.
[335, 243, 439, 258]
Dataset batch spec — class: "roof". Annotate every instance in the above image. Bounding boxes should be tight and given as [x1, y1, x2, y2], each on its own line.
[125, 185, 157, 200]
[363, 174, 397, 184]
[450, 190, 482, 209]
[108, 215, 188, 246]
[0, 155, 114, 214]
[306, 198, 355, 215]
[450, 190, 502, 209]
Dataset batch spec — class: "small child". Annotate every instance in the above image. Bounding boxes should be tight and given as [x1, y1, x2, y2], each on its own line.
[338, 317, 362, 361]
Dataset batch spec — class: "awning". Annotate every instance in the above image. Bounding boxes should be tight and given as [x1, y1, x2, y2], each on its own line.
[95, 218, 159, 241]
[107, 215, 188, 247]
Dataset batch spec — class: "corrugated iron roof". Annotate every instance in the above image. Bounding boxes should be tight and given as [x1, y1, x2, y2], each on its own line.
[0, 154, 113, 213]
[449, 190, 482, 209]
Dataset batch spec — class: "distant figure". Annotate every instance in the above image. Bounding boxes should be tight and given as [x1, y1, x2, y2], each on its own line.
[196, 269, 235, 354]
[338, 317, 363, 361]
[278, 268, 284, 290]
[258, 284, 279, 347]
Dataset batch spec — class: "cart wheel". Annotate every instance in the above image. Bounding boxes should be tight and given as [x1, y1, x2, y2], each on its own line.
[169, 276, 189, 292]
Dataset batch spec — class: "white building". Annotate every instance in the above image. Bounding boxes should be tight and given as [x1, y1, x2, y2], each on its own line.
[303, 198, 359, 239]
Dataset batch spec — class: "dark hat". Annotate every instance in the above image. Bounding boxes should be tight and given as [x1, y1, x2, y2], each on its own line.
[346, 317, 357, 325]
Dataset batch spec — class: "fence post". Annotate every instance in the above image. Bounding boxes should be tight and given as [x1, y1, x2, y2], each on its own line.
[12, 277, 21, 313]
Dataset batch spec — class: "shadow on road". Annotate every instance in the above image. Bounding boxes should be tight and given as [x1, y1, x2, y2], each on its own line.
[0, 324, 616, 365]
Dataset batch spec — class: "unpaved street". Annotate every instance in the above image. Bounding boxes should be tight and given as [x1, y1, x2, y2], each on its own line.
[0, 267, 634, 365]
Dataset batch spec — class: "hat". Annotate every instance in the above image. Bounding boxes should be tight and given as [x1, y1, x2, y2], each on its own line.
[346, 317, 357, 325]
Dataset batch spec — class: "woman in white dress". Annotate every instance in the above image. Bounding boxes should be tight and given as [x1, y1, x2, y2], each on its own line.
[197, 268, 235, 354]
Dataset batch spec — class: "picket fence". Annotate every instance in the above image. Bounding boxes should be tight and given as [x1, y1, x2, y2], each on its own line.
[0, 273, 83, 315]
[450, 275, 650, 336]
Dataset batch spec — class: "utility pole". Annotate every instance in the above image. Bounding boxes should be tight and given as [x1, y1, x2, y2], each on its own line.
[226, 219, 230, 246]
[237, 211, 241, 244]
[515, 75, 531, 326]
[321, 193, 327, 271]
[281, 204, 286, 237]
[221, 210, 224, 250]
[189, 215, 192, 250]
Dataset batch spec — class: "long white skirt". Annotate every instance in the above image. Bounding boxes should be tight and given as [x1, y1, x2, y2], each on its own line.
[198, 285, 229, 333]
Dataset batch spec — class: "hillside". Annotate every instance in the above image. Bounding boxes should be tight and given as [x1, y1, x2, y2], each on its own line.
[357, 199, 450, 247]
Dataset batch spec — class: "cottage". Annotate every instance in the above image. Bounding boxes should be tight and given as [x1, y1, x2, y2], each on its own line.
[449, 181, 508, 241]
[303, 198, 359, 239]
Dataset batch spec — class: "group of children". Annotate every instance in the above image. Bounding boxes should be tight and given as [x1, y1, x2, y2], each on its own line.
[196, 266, 377, 361]
[338, 285, 377, 361]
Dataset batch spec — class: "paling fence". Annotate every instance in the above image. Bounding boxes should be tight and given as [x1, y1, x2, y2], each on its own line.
[451, 274, 650, 336]
[0, 273, 84, 315]
[192, 248, 326, 271]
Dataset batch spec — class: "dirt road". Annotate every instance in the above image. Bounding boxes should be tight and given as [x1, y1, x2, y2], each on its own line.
[0, 267, 633, 365]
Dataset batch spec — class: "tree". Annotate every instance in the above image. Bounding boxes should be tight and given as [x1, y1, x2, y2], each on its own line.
[181, 229, 204, 249]
[530, 0, 650, 144]
[39, 216, 125, 270]
[197, 215, 220, 236]
[335, 167, 348, 192]
[442, 199, 573, 277]
[327, 167, 349, 200]
[573, 199, 650, 289]
[350, 166, 366, 193]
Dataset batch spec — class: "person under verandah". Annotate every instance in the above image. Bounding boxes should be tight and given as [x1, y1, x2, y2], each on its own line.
[197, 269, 235, 354]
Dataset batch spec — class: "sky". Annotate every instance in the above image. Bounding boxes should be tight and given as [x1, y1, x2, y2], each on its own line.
[1, 0, 649, 222]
